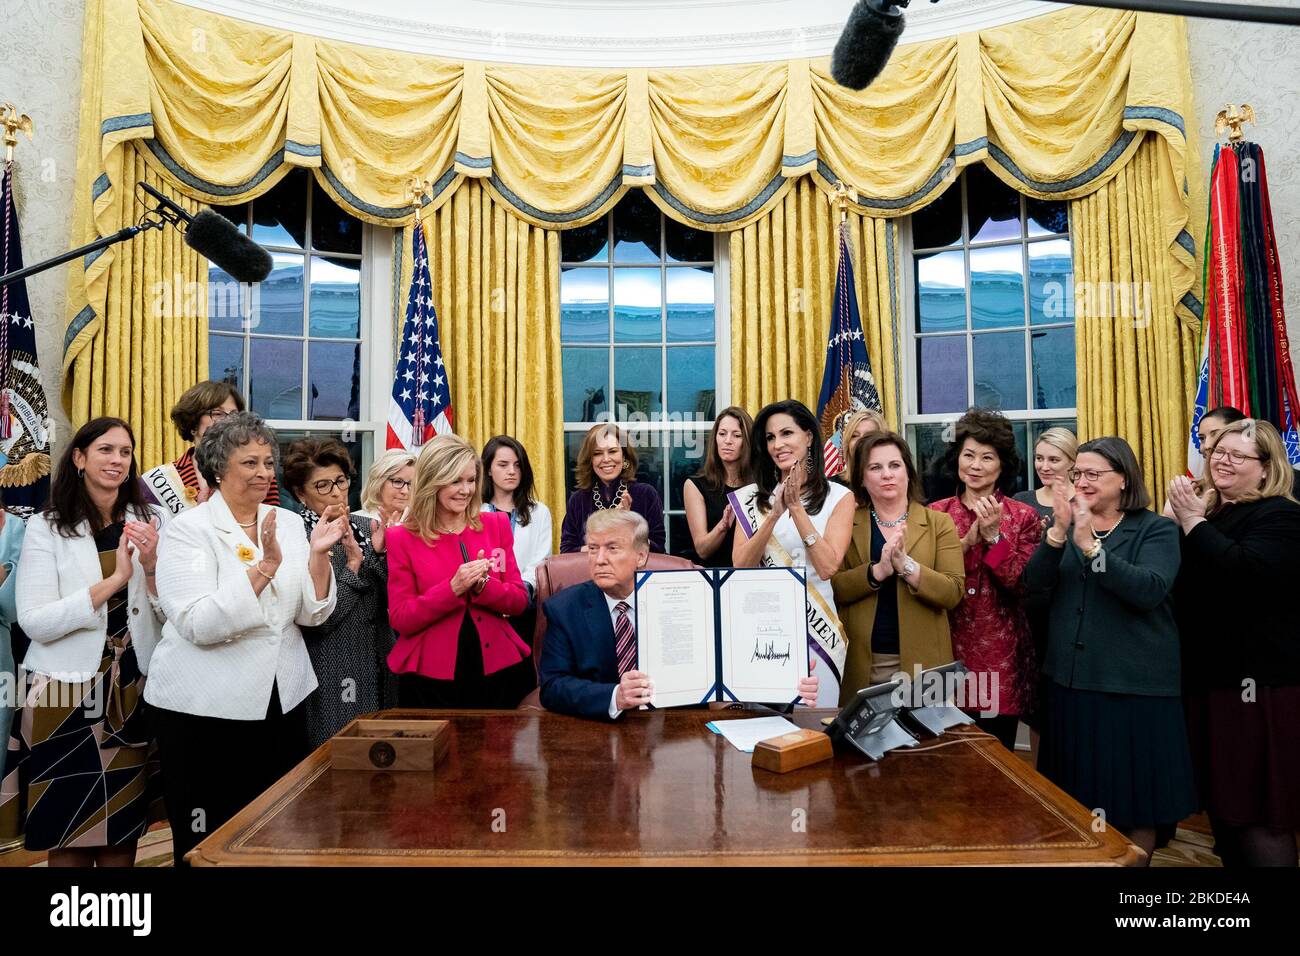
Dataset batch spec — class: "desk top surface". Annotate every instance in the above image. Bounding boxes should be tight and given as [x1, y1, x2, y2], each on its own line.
[190, 708, 1140, 866]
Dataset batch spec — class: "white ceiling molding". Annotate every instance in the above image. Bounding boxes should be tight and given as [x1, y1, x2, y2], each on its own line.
[177, 0, 1070, 66]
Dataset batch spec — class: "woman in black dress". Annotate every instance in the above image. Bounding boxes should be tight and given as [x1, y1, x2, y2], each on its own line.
[1169, 418, 1300, 867]
[682, 406, 754, 567]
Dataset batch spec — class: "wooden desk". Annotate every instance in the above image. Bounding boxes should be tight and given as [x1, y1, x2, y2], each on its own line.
[189, 708, 1142, 866]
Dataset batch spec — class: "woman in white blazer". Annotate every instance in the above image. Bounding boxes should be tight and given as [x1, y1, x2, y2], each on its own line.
[0, 417, 164, 867]
[147, 412, 344, 866]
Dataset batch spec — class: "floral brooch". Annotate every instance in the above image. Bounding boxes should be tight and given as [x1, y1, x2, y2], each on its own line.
[236, 544, 256, 564]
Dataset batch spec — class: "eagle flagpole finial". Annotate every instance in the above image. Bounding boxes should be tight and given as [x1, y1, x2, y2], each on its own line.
[1215, 104, 1256, 144]
[2, 103, 34, 165]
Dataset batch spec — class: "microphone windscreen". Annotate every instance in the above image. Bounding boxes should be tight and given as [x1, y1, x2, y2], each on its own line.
[185, 209, 274, 284]
[830, 1, 906, 92]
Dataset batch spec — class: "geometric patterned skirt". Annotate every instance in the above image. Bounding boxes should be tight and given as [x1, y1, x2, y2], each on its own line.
[0, 633, 154, 851]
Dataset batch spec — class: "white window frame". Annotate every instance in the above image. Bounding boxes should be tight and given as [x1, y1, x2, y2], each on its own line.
[899, 171, 1077, 489]
[558, 209, 730, 554]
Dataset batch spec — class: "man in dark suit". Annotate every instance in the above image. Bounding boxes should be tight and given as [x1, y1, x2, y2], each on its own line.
[539, 509, 818, 721]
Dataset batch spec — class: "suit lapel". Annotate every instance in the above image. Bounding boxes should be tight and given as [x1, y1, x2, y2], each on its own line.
[903, 500, 928, 555]
[583, 582, 619, 677]
[74, 521, 104, 586]
[850, 509, 873, 567]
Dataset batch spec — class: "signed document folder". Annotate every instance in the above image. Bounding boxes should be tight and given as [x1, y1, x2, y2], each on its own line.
[634, 568, 809, 707]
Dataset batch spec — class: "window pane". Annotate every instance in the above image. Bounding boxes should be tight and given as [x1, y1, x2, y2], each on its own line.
[307, 341, 361, 421]
[1029, 239, 1074, 326]
[630, 430, 665, 497]
[273, 429, 367, 513]
[253, 254, 305, 336]
[208, 333, 244, 393]
[561, 348, 608, 422]
[968, 164, 1021, 243]
[972, 331, 1027, 410]
[614, 347, 662, 419]
[918, 336, 968, 413]
[911, 422, 957, 503]
[1031, 326, 1076, 409]
[564, 431, 585, 500]
[1027, 197, 1069, 237]
[309, 256, 360, 338]
[915, 251, 966, 333]
[250, 338, 303, 419]
[667, 346, 715, 418]
[912, 182, 962, 250]
[666, 267, 714, 342]
[561, 220, 608, 263]
[665, 219, 712, 264]
[311, 180, 362, 255]
[208, 266, 246, 332]
[970, 246, 1025, 330]
[613, 268, 661, 343]
[561, 267, 609, 343]
[613, 190, 661, 262]
[252, 170, 306, 249]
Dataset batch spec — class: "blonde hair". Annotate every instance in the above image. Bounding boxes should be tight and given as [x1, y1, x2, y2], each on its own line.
[360, 448, 417, 513]
[1203, 419, 1297, 510]
[585, 508, 649, 551]
[403, 434, 483, 544]
[1033, 427, 1078, 463]
[841, 408, 888, 484]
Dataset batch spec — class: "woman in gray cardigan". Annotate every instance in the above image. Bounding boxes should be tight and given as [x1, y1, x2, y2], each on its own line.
[1024, 437, 1196, 864]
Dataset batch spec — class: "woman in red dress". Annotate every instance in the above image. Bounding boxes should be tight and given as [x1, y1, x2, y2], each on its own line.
[928, 408, 1041, 749]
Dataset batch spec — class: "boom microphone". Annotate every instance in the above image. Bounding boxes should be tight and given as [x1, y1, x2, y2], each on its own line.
[138, 182, 273, 283]
[830, 0, 909, 92]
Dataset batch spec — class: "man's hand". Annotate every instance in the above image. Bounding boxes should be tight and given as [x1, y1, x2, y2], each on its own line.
[615, 670, 654, 711]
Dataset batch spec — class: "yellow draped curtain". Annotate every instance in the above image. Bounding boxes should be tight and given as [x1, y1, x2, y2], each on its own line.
[61, 0, 1203, 504]
[394, 182, 565, 542]
[730, 179, 902, 427]
[64, 142, 208, 468]
[1072, 135, 1203, 504]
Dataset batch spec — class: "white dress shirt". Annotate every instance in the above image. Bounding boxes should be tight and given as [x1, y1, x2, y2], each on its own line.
[16, 507, 167, 682]
[604, 589, 635, 720]
[145, 491, 336, 720]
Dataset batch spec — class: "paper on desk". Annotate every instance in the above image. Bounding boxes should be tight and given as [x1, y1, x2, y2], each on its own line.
[709, 716, 801, 753]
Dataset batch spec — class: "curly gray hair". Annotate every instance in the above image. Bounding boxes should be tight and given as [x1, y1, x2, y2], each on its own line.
[194, 410, 279, 486]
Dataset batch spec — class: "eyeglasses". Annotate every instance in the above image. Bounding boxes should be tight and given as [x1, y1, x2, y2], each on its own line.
[1068, 468, 1117, 484]
[311, 475, 352, 495]
[386, 477, 412, 491]
[204, 408, 233, 422]
[1209, 448, 1262, 465]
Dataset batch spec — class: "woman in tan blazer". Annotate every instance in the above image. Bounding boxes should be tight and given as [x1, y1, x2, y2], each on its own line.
[832, 431, 964, 704]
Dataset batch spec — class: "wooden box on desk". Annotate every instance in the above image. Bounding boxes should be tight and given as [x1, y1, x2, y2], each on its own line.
[330, 719, 450, 772]
[751, 727, 833, 774]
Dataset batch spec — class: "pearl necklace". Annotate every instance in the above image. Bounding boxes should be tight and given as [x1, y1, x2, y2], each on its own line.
[1091, 512, 1125, 540]
[593, 481, 628, 510]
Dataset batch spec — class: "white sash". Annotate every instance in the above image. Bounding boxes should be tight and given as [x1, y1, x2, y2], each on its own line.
[140, 463, 194, 518]
[727, 483, 847, 682]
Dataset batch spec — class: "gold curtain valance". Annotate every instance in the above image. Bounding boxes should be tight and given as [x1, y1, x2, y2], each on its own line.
[85, 0, 1194, 233]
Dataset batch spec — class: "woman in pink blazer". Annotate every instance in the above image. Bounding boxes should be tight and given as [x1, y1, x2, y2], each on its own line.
[387, 433, 533, 708]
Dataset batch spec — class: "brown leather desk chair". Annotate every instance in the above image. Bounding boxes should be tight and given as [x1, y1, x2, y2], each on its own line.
[517, 550, 698, 710]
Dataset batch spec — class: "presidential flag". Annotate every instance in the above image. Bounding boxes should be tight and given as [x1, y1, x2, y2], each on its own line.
[0, 160, 52, 516]
[387, 225, 453, 450]
[816, 223, 882, 476]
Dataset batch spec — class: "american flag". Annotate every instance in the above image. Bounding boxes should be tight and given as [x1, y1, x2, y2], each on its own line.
[387, 225, 453, 450]
[816, 223, 881, 476]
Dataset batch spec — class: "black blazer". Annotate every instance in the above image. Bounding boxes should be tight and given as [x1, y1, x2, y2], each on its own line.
[539, 581, 621, 721]
[1175, 495, 1300, 689]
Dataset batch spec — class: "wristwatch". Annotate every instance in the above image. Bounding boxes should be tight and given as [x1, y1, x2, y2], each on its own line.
[903, 557, 918, 577]
[803, 531, 819, 547]
[988, 532, 1002, 545]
